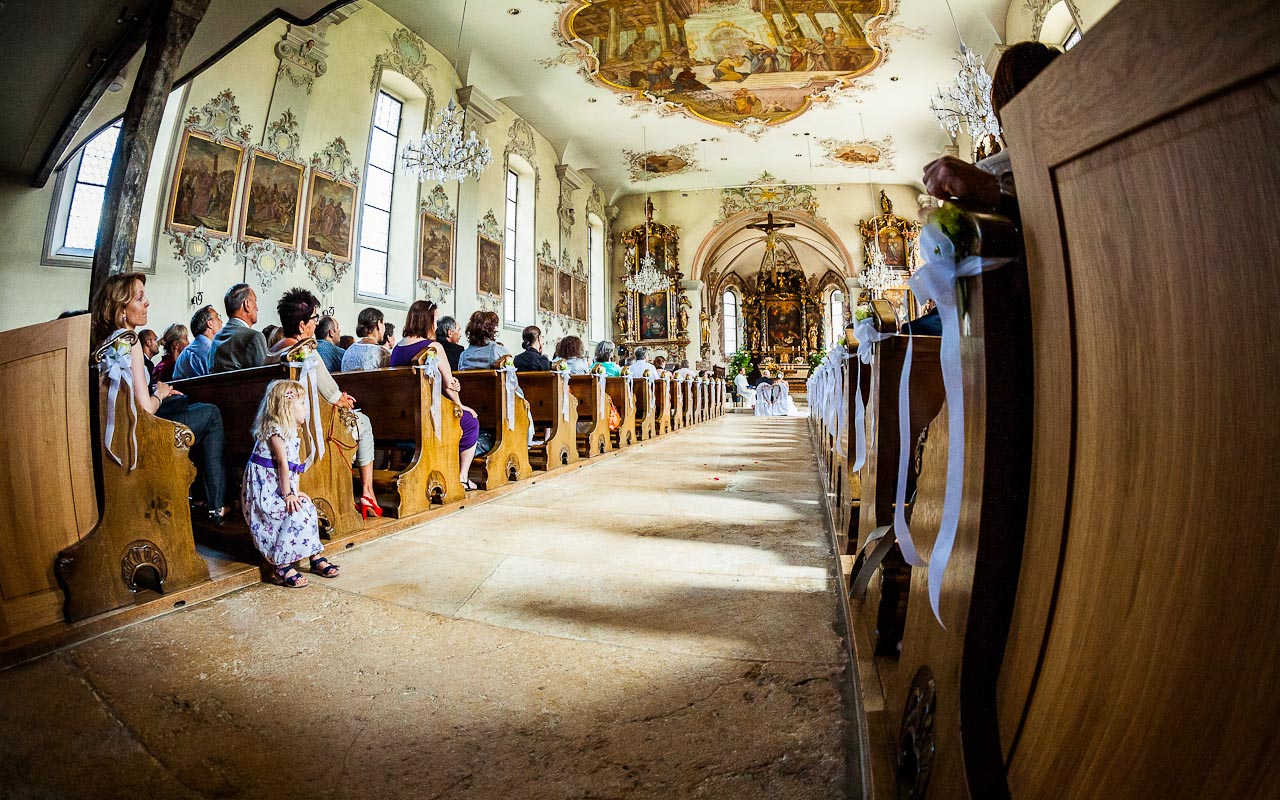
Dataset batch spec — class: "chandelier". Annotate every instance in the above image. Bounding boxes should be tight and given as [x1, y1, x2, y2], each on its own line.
[400, 0, 491, 183]
[929, 44, 1002, 159]
[858, 240, 898, 294]
[401, 100, 492, 183]
[625, 198, 668, 294]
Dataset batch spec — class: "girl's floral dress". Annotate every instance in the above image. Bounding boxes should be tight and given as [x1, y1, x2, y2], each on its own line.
[242, 425, 320, 566]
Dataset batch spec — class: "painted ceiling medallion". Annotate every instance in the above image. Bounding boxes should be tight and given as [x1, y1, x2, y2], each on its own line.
[558, 0, 891, 128]
[624, 144, 700, 181]
[818, 135, 895, 169]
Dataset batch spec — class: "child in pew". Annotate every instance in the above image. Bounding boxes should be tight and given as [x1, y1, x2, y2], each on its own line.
[243, 379, 340, 588]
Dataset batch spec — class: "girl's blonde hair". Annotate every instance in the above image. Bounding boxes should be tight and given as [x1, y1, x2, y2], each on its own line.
[251, 380, 307, 441]
[90, 273, 145, 346]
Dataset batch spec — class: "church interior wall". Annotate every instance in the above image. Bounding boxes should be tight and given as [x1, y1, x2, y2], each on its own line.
[609, 182, 923, 366]
[0, 2, 604, 356]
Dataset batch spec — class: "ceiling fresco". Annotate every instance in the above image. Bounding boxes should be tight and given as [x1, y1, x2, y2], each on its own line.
[558, 0, 893, 128]
[624, 143, 702, 180]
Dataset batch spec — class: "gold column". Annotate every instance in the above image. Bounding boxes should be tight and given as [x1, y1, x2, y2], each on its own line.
[654, 1, 673, 56]
[605, 1, 622, 63]
[824, 0, 865, 38]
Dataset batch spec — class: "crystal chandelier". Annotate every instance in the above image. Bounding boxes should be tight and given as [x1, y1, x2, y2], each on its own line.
[624, 199, 668, 295]
[858, 237, 897, 294]
[930, 44, 1002, 159]
[399, 0, 492, 183]
[401, 100, 492, 183]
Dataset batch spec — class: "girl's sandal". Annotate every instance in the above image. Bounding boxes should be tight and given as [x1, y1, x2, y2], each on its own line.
[272, 566, 309, 588]
[309, 557, 340, 578]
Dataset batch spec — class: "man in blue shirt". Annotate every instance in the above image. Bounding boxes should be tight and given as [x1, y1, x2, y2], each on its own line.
[173, 304, 223, 379]
[315, 315, 346, 373]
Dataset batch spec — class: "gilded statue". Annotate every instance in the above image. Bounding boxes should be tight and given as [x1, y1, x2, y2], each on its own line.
[807, 322, 819, 351]
[699, 308, 710, 343]
[677, 295, 691, 334]
[614, 294, 628, 337]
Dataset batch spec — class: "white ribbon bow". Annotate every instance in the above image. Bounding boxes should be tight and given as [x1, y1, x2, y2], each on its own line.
[297, 351, 326, 469]
[556, 370, 572, 422]
[102, 341, 139, 471]
[646, 375, 656, 415]
[852, 318, 897, 471]
[594, 373, 606, 419]
[500, 364, 524, 431]
[415, 358, 444, 441]
[893, 223, 1010, 625]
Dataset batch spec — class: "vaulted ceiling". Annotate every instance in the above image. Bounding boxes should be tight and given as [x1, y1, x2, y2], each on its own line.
[375, 0, 1011, 197]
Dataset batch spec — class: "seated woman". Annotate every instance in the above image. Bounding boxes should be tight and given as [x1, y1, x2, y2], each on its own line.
[91, 274, 230, 523]
[340, 307, 390, 372]
[269, 288, 382, 519]
[390, 300, 482, 489]
[457, 310, 510, 370]
[591, 339, 622, 376]
[152, 323, 189, 383]
[553, 335, 590, 375]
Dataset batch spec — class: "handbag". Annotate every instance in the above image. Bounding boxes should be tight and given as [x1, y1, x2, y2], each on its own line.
[607, 399, 621, 431]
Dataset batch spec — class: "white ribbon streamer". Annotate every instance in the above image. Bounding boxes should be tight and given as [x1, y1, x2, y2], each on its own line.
[852, 318, 896, 471]
[101, 339, 139, 471]
[556, 370, 572, 422]
[297, 351, 326, 469]
[594, 373, 606, 420]
[646, 375, 656, 417]
[415, 358, 444, 441]
[899, 223, 1011, 625]
[500, 364, 522, 431]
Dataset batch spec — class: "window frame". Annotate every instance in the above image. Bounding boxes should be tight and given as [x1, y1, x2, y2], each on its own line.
[503, 168, 519, 323]
[354, 89, 406, 304]
[588, 213, 606, 342]
[503, 154, 536, 329]
[825, 287, 845, 347]
[722, 288, 741, 355]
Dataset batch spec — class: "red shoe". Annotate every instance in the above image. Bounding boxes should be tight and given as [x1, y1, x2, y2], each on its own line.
[357, 495, 383, 519]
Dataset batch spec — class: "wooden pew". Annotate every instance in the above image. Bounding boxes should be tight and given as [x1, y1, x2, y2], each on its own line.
[838, 347, 872, 557]
[984, 4, 1280, 797]
[694, 378, 707, 423]
[632, 373, 656, 441]
[655, 374, 673, 436]
[569, 370, 611, 458]
[170, 340, 362, 541]
[520, 370, 580, 470]
[670, 374, 685, 431]
[55, 329, 211, 623]
[683, 377, 695, 427]
[454, 363, 533, 489]
[334, 359, 464, 518]
[847, 332, 944, 661]
[604, 376, 636, 449]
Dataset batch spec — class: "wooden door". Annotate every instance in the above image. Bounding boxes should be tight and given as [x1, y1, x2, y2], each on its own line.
[1000, 1, 1280, 796]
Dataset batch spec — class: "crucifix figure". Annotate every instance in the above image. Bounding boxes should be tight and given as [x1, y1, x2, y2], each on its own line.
[746, 212, 795, 282]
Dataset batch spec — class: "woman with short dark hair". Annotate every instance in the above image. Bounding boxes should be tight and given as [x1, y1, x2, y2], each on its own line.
[458, 309, 510, 370]
[272, 288, 382, 517]
[341, 307, 390, 372]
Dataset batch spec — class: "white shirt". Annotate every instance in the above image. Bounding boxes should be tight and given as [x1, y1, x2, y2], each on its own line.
[628, 359, 657, 378]
[674, 367, 695, 378]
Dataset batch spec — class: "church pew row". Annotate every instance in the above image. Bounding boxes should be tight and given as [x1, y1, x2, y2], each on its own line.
[520, 371, 580, 471]
[453, 363, 534, 490]
[0, 341, 725, 662]
[604, 376, 637, 449]
[632, 374, 657, 442]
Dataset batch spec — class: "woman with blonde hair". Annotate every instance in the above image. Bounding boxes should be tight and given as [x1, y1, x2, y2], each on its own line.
[91, 273, 230, 522]
[152, 323, 189, 383]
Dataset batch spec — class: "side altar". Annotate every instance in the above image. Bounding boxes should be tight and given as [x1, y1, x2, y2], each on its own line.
[614, 200, 692, 357]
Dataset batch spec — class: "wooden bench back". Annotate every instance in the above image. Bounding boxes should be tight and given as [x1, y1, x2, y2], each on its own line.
[604, 377, 636, 448]
[569, 374, 611, 457]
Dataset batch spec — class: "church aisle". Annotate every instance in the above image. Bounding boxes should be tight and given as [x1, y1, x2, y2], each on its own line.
[0, 413, 856, 799]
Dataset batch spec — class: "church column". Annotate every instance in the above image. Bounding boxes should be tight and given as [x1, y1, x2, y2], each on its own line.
[605, 1, 622, 63]
[92, 0, 210, 295]
[654, 1, 674, 57]
[673, 15, 689, 52]
[761, 3, 786, 45]
[824, 0, 865, 39]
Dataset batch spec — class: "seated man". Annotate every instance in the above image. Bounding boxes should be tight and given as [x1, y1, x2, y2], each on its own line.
[435, 315, 465, 371]
[513, 325, 551, 372]
[210, 283, 267, 372]
[628, 346, 657, 378]
[173, 304, 222, 380]
[673, 359, 696, 378]
[315, 315, 345, 373]
[733, 372, 757, 408]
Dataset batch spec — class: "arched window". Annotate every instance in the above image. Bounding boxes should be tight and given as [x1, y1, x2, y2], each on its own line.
[588, 213, 606, 342]
[357, 90, 404, 298]
[826, 288, 844, 346]
[505, 154, 536, 325]
[722, 289, 740, 354]
[60, 121, 121, 253]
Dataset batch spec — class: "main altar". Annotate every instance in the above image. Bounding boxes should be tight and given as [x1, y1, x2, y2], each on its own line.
[738, 213, 823, 388]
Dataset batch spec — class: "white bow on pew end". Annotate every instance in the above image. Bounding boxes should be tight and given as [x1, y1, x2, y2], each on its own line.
[414, 355, 445, 441]
[100, 333, 140, 471]
[895, 221, 1014, 625]
[294, 349, 326, 470]
[851, 318, 895, 471]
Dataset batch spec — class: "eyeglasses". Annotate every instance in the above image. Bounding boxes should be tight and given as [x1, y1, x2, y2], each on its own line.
[307, 314, 320, 322]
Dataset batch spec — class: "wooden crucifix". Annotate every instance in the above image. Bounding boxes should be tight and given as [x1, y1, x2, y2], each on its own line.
[746, 212, 795, 282]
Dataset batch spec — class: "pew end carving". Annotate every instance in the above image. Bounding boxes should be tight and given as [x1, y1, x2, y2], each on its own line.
[520, 371, 581, 470]
[56, 329, 211, 623]
[604, 377, 637, 449]
[570, 373, 612, 458]
[454, 366, 533, 490]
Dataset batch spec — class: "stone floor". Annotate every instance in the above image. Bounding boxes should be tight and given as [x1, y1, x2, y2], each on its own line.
[0, 413, 856, 800]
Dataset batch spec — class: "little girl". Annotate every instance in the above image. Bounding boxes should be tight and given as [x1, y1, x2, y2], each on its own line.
[243, 380, 340, 587]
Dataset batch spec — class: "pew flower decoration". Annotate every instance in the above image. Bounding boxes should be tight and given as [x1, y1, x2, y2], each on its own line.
[287, 347, 310, 362]
[551, 359, 568, 372]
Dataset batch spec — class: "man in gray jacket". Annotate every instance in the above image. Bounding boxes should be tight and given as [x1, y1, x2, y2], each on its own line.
[210, 283, 267, 373]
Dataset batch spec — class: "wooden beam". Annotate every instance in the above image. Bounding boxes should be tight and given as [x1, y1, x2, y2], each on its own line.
[90, 0, 210, 299]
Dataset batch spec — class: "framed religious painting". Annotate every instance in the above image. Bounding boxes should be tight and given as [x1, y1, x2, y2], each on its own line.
[638, 290, 670, 341]
[418, 211, 454, 285]
[880, 285, 917, 325]
[537, 261, 556, 313]
[167, 129, 245, 236]
[239, 150, 304, 247]
[558, 270, 573, 317]
[303, 171, 357, 261]
[476, 234, 502, 297]
[859, 190, 921, 272]
[764, 297, 805, 350]
[573, 277, 589, 321]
